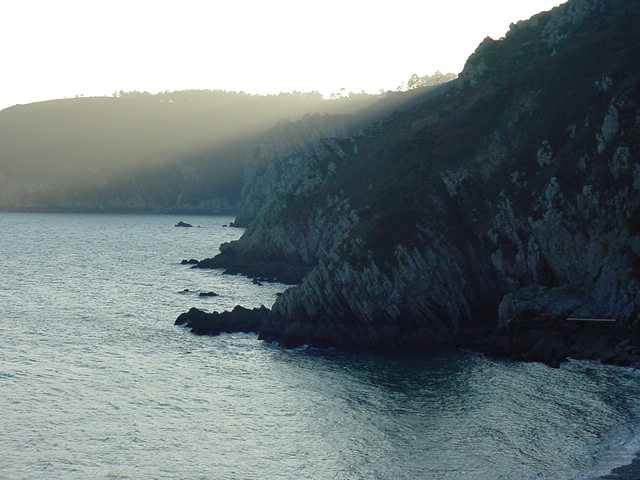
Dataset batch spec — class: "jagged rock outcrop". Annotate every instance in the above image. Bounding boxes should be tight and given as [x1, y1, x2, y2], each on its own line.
[201, 0, 640, 365]
[175, 305, 269, 336]
[195, 89, 462, 282]
[233, 115, 352, 227]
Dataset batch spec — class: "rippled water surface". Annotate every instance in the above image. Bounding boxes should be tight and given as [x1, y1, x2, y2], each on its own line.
[1, 212, 639, 480]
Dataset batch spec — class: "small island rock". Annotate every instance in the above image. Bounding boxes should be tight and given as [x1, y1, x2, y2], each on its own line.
[181, 259, 199, 265]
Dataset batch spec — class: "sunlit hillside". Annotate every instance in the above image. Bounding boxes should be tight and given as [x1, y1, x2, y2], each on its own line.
[0, 76, 453, 213]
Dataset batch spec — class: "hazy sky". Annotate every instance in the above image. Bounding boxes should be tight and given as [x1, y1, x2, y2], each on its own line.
[1, 0, 564, 110]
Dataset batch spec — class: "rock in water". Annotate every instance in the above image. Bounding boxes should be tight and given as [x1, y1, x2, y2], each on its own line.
[180, 259, 199, 265]
[198, 291, 219, 297]
[175, 305, 270, 336]
[175, 221, 193, 228]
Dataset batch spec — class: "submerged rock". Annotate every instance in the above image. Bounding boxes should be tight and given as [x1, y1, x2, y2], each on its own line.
[198, 291, 219, 297]
[181, 259, 199, 265]
[175, 305, 270, 336]
[175, 221, 193, 228]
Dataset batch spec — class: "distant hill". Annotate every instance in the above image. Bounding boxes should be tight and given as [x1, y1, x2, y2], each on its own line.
[0, 81, 453, 213]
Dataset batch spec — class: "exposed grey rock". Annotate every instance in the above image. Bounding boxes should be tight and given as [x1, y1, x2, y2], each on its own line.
[233, 115, 352, 227]
[597, 104, 620, 153]
[199, 116, 360, 283]
[596, 75, 614, 92]
[536, 140, 553, 167]
[542, 0, 603, 47]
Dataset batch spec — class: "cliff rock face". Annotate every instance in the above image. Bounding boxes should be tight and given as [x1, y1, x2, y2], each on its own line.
[208, 0, 640, 364]
[233, 115, 353, 227]
[197, 115, 361, 283]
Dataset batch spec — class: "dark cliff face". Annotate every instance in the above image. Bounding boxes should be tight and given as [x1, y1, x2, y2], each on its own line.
[209, 0, 640, 363]
[195, 87, 459, 282]
[195, 114, 360, 284]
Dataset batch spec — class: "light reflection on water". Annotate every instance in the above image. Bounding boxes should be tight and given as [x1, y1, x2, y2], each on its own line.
[0, 212, 639, 480]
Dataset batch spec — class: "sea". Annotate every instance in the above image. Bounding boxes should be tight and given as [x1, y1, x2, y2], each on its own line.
[1, 212, 639, 480]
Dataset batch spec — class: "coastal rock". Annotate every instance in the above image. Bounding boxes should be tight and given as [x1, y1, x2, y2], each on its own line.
[181, 259, 199, 265]
[196, 0, 640, 367]
[175, 221, 193, 228]
[196, 253, 310, 284]
[175, 305, 269, 336]
[200, 116, 360, 283]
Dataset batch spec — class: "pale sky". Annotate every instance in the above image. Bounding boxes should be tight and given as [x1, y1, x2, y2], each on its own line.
[0, 0, 564, 111]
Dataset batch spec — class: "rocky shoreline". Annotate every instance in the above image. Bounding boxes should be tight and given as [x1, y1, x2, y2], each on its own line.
[596, 454, 640, 480]
[175, 300, 640, 480]
[466, 323, 640, 369]
[194, 252, 309, 285]
[175, 305, 269, 336]
[176, 301, 640, 369]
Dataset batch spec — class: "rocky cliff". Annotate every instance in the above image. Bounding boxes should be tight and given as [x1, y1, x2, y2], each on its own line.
[199, 0, 640, 365]
[197, 114, 361, 283]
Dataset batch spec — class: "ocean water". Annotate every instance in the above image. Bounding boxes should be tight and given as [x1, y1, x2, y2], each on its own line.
[1, 212, 639, 480]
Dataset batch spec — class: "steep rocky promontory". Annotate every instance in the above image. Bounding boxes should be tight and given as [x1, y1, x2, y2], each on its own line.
[194, 0, 640, 367]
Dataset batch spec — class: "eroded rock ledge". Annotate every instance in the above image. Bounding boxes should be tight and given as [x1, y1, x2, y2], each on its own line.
[175, 303, 640, 368]
[175, 305, 269, 336]
[195, 252, 310, 285]
[468, 323, 640, 369]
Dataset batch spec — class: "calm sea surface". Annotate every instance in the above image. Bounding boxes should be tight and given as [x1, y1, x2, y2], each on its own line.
[1, 212, 639, 480]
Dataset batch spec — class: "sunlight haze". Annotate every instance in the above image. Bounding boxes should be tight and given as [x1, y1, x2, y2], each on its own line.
[1, 0, 564, 110]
